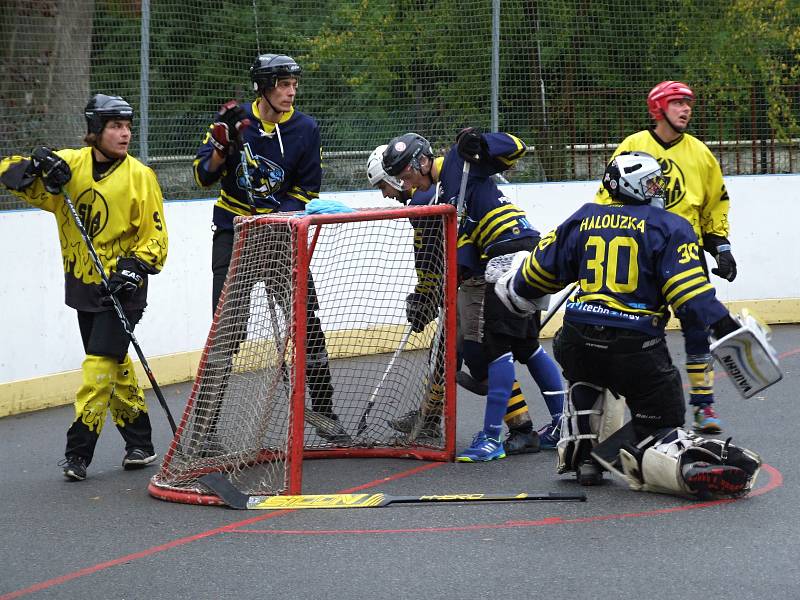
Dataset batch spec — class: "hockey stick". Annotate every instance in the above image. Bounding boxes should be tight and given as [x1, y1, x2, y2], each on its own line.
[539, 282, 577, 330]
[356, 324, 415, 436]
[200, 472, 586, 509]
[456, 160, 470, 220]
[409, 306, 445, 442]
[61, 190, 177, 434]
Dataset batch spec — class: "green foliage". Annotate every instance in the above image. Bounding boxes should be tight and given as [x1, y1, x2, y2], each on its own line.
[3, 0, 799, 206]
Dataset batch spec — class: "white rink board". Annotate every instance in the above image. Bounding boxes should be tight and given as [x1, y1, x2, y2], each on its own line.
[1, 174, 797, 384]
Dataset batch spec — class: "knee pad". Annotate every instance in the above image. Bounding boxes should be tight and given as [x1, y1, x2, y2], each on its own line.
[557, 382, 625, 474]
[618, 428, 762, 499]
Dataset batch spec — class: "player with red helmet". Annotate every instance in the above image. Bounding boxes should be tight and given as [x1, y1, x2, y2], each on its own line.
[596, 81, 735, 434]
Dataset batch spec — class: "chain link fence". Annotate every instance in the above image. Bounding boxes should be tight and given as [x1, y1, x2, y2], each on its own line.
[3, 0, 799, 209]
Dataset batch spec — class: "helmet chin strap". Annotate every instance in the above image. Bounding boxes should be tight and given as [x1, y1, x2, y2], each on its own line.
[264, 94, 283, 116]
[662, 112, 685, 136]
[420, 158, 434, 190]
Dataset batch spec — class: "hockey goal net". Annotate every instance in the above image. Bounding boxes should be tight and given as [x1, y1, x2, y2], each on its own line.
[149, 204, 457, 505]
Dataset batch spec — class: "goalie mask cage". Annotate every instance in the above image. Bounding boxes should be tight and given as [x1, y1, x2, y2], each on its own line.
[149, 205, 457, 505]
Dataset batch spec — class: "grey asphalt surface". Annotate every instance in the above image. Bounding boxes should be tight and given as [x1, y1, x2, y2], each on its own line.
[1, 326, 798, 600]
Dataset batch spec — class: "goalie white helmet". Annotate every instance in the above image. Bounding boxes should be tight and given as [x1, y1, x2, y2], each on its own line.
[366, 145, 403, 191]
[602, 151, 665, 207]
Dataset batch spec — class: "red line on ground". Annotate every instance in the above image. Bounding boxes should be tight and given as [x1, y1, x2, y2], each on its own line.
[0, 462, 447, 600]
[0, 443, 785, 597]
[227, 464, 782, 537]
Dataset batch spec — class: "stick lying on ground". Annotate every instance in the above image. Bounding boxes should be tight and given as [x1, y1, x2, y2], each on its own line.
[200, 472, 586, 509]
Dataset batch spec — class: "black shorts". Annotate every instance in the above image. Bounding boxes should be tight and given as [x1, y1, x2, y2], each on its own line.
[553, 320, 685, 433]
[77, 308, 143, 361]
[481, 283, 540, 363]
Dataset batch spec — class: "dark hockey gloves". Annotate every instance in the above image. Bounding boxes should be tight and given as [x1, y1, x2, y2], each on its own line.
[28, 147, 72, 193]
[704, 235, 737, 281]
[210, 101, 251, 156]
[455, 127, 489, 165]
[712, 249, 737, 281]
[106, 257, 146, 299]
[406, 292, 438, 333]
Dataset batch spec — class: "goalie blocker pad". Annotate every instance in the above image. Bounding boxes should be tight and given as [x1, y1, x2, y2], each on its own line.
[593, 428, 762, 500]
[486, 251, 550, 317]
[710, 309, 782, 398]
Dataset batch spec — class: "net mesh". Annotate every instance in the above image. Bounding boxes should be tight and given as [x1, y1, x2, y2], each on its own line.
[3, 1, 799, 209]
[150, 206, 455, 502]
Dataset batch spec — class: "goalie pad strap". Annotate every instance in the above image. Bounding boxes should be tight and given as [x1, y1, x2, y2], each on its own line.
[616, 428, 762, 499]
[557, 382, 626, 473]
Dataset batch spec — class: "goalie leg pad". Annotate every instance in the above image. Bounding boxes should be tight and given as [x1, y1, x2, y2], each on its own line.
[710, 309, 782, 398]
[617, 428, 761, 499]
[557, 382, 624, 474]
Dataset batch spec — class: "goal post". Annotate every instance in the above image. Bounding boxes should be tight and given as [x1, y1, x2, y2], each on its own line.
[149, 204, 458, 505]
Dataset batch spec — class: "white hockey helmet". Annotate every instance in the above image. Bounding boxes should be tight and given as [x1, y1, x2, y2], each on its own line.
[602, 151, 665, 206]
[367, 144, 403, 191]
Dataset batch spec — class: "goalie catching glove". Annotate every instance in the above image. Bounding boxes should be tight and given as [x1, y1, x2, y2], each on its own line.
[28, 147, 72, 193]
[487, 251, 549, 317]
[210, 101, 251, 156]
[406, 292, 438, 333]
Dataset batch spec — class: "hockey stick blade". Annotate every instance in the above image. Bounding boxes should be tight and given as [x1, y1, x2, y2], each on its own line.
[200, 473, 586, 510]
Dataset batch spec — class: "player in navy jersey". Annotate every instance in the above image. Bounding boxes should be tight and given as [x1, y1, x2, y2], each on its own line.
[383, 131, 565, 461]
[493, 152, 760, 498]
[368, 142, 539, 446]
[193, 54, 348, 444]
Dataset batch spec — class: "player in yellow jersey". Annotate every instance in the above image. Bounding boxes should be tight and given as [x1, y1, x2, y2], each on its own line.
[0, 94, 168, 481]
[595, 81, 735, 434]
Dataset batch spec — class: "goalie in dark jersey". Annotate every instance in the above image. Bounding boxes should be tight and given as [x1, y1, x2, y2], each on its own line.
[193, 54, 348, 444]
[596, 81, 735, 434]
[383, 131, 565, 461]
[492, 152, 761, 498]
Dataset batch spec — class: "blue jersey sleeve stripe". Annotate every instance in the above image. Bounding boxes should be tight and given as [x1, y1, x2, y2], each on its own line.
[522, 254, 558, 286]
[477, 206, 527, 246]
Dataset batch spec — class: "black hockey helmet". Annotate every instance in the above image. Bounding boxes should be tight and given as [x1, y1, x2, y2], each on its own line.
[602, 151, 665, 206]
[84, 94, 134, 134]
[251, 54, 302, 94]
[382, 133, 433, 177]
